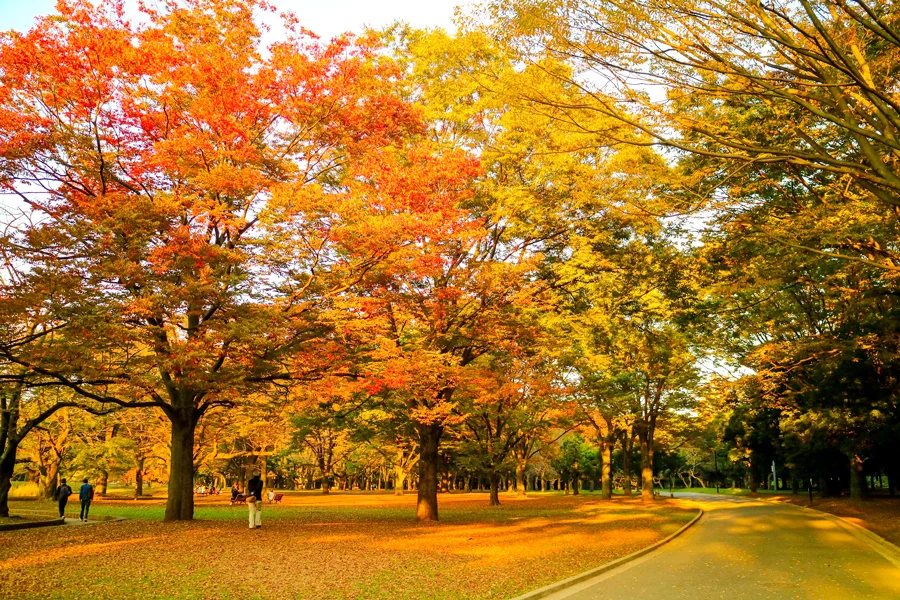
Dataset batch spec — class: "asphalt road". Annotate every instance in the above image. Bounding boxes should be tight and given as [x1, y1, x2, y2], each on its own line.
[544, 493, 900, 600]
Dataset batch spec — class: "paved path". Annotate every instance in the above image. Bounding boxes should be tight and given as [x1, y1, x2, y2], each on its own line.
[545, 493, 900, 600]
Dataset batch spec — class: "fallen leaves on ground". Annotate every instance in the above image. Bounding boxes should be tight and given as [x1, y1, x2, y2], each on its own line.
[2, 492, 695, 600]
[771, 496, 900, 547]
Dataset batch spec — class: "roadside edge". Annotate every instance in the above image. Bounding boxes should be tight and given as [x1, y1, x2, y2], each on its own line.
[782, 502, 900, 569]
[508, 507, 704, 600]
[0, 517, 65, 532]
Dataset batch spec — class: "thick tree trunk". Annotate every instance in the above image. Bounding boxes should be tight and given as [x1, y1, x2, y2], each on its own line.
[600, 439, 612, 500]
[791, 476, 799, 496]
[0, 443, 16, 518]
[849, 455, 867, 500]
[515, 457, 527, 498]
[415, 423, 442, 521]
[640, 438, 654, 501]
[164, 414, 198, 522]
[42, 460, 60, 500]
[135, 457, 144, 498]
[489, 471, 501, 506]
[320, 468, 331, 495]
[96, 469, 109, 496]
[572, 477, 580, 495]
[749, 469, 759, 494]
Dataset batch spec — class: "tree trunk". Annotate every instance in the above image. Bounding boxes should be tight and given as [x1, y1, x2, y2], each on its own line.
[415, 423, 442, 521]
[791, 476, 799, 496]
[489, 471, 501, 506]
[0, 442, 17, 518]
[96, 469, 109, 496]
[41, 460, 60, 500]
[515, 457, 527, 498]
[320, 468, 331, 494]
[135, 457, 144, 498]
[623, 435, 633, 496]
[572, 477, 580, 495]
[164, 413, 198, 522]
[600, 438, 612, 500]
[640, 437, 654, 501]
[749, 469, 759, 494]
[850, 455, 867, 500]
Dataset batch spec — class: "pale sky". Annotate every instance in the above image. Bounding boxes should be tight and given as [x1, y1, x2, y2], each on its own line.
[0, 0, 465, 38]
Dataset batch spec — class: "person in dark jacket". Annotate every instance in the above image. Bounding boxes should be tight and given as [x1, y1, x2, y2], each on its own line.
[247, 469, 263, 529]
[55, 478, 73, 518]
[231, 482, 240, 501]
[79, 478, 94, 522]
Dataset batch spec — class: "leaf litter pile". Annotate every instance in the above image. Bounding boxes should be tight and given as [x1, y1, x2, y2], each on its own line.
[2, 493, 696, 600]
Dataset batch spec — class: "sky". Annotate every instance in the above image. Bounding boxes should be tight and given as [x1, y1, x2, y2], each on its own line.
[0, 0, 465, 37]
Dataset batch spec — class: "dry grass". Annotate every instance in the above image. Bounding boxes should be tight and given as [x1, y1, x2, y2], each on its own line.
[2, 492, 695, 600]
[770, 495, 900, 547]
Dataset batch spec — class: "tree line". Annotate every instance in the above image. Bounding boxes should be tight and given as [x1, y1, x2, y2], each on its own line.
[1, 0, 897, 521]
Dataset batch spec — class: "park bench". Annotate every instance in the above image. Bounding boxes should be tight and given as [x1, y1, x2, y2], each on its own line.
[268, 493, 283, 503]
[230, 494, 247, 506]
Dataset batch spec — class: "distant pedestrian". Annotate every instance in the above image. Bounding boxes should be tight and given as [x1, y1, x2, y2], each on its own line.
[55, 478, 73, 519]
[247, 469, 263, 529]
[231, 482, 240, 501]
[79, 478, 94, 522]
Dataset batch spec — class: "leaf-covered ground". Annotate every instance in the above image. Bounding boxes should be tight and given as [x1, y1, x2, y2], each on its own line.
[3, 492, 695, 600]
[769, 495, 900, 547]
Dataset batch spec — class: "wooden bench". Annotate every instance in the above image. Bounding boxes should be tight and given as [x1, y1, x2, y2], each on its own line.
[230, 494, 247, 506]
[268, 493, 283, 503]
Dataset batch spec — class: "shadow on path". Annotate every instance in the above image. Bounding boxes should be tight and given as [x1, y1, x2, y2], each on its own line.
[546, 492, 900, 600]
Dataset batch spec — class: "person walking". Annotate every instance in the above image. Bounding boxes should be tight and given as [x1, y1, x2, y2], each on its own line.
[79, 478, 94, 522]
[55, 478, 73, 519]
[247, 469, 263, 529]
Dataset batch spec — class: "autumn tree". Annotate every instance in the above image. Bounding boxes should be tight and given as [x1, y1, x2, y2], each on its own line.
[0, 0, 478, 520]
[455, 351, 566, 505]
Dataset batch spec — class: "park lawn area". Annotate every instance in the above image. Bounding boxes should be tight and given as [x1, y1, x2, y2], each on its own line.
[2, 492, 696, 600]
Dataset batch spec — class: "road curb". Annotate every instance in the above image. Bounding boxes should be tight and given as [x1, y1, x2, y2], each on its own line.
[3, 508, 125, 529]
[0, 517, 65, 532]
[508, 508, 704, 600]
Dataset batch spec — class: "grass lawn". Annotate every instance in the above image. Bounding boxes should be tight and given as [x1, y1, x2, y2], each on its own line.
[2, 491, 696, 600]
